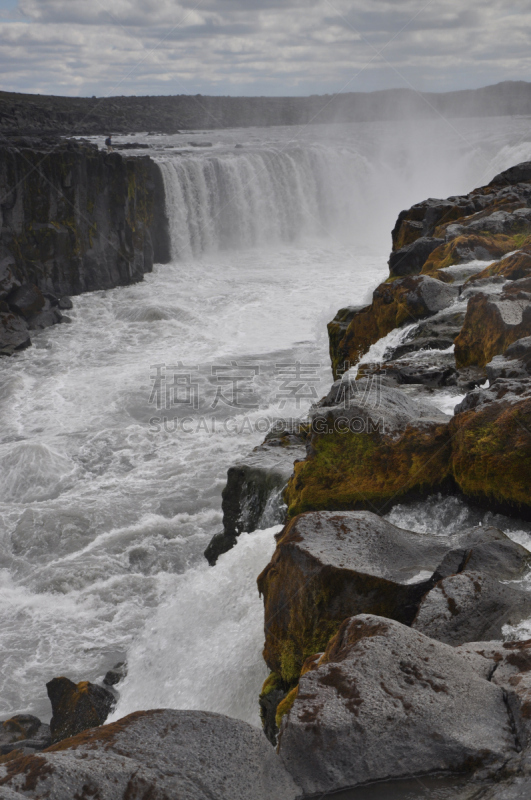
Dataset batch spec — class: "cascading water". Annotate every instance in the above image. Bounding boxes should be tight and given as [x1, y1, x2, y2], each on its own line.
[158, 145, 374, 259]
[2, 118, 531, 731]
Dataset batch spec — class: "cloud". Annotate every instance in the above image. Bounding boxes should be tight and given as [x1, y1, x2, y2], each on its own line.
[0, 0, 530, 97]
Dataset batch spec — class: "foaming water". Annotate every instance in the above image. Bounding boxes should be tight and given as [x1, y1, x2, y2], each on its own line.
[110, 527, 280, 725]
[2, 117, 531, 725]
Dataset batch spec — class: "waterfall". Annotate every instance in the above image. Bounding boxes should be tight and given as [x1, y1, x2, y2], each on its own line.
[158, 145, 372, 259]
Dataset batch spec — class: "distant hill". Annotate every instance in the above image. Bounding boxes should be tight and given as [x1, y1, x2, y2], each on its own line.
[1, 81, 531, 136]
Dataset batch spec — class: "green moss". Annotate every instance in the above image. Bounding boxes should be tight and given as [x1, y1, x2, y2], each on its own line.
[285, 420, 451, 519]
[275, 686, 299, 730]
[259, 672, 282, 699]
[450, 400, 531, 509]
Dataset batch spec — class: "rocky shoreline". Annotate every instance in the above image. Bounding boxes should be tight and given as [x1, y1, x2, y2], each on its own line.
[2, 157, 531, 798]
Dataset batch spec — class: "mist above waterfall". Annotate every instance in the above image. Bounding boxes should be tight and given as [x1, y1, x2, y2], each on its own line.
[142, 115, 531, 261]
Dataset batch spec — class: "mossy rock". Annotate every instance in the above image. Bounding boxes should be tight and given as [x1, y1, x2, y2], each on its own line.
[329, 276, 458, 379]
[455, 284, 531, 369]
[450, 398, 531, 512]
[285, 419, 452, 519]
[465, 250, 531, 283]
[421, 233, 531, 279]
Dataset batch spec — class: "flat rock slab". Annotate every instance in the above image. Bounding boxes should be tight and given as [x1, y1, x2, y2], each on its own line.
[0, 709, 301, 800]
[412, 571, 531, 645]
[279, 614, 517, 796]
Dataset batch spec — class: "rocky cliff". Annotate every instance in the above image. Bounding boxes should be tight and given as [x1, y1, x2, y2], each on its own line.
[0, 137, 170, 354]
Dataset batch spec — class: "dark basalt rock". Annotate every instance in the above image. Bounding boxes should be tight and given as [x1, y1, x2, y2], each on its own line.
[0, 309, 31, 354]
[0, 709, 300, 800]
[455, 279, 531, 368]
[388, 236, 445, 277]
[412, 571, 531, 645]
[7, 284, 45, 320]
[433, 525, 531, 582]
[0, 256, 20, 298]
[278, 615, 517, 796]
[387, 308, 466, 360]
[0, 137, 170, 355]
[358, 351, 457, 388]
[329, 275, 459, 379]
[46, 677, 116, 744]
[205, 429, 306, 565]
[103, 661, 127, 687]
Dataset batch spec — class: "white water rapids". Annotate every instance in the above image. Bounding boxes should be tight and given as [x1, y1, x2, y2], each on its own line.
[1, 117, 531, 726]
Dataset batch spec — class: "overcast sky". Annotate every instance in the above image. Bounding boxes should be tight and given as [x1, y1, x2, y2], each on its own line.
[0, 0, 529, 98]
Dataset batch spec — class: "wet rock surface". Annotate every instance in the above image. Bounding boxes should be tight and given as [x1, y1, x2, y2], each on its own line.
[257, 510, 451, 685]
[205, 429, 306, 564]
[278, 614, 517, 796]
[0, 710, 301, 800]
[412, 571, 531, 645]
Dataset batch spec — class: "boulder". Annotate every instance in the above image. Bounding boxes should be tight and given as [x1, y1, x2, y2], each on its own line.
[455, 282, 531, 368]
[278, 615, 517, 796]
[412, 571, 531, 645]
[0, 709, 301, 800]
[0, 715, 51, 756]
[455, 638, 531, 757]
[6, 284, 45, 320]
[103, 661, 127, 687]
[0, 309, 31, 355]
[433, 526, 531, 581]
[257, 510, 451, 685]
[46, 677, 115, 743]
[449, 394, 531, 513]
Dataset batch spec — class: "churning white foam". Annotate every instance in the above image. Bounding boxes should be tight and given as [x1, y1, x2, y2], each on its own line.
[110, 526, 280, 727]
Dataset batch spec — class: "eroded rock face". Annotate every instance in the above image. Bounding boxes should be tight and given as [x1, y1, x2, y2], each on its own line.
[0, 137, 170, 356]
[412, 571, 531, 645]
[278, 615, 517, 796]
[0, 710, 301, 800]
[46, 677, 115, 744]
[257, 510, 452, 686]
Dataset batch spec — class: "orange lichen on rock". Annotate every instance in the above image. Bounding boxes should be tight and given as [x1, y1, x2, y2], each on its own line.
[46, 676, 115, 744]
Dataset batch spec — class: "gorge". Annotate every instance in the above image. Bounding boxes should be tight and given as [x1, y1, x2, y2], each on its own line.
[1, 115, 531, 798]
